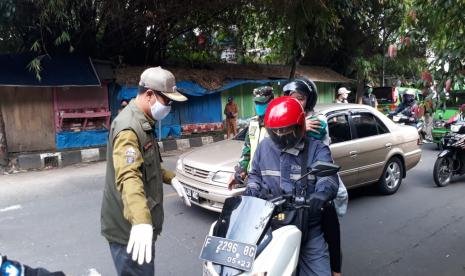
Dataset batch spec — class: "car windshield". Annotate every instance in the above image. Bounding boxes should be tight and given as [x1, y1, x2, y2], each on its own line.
[233, 126, 249, 141]
[373, 87, 394, 104]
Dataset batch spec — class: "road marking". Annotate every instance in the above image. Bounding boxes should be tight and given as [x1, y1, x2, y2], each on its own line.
[0, 205, 22, 212]
[87, 268, 102, 276]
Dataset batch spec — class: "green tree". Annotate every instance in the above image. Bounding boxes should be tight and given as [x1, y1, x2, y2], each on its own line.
[411, 0, 465, 90]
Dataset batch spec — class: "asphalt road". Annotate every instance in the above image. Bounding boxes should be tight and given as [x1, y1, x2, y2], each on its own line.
[0, 145, 464, 275]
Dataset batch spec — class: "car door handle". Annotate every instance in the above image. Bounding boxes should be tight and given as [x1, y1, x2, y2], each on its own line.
[385, 143, 392, 149]
[349, 151, 358, 158]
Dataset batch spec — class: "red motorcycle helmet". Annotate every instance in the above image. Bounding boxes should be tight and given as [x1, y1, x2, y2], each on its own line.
[264, 96, 305, 149]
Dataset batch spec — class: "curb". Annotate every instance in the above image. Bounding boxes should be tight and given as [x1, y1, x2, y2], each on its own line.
[15, 134, 224, 171]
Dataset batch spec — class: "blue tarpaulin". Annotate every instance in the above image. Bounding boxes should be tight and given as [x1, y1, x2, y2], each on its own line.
[177, 79, 285, 96]
[114, 79, 283, 139]
[119, 86, 138, 101]
[177, 93, 222, 124]
[56, 130, 108, 150]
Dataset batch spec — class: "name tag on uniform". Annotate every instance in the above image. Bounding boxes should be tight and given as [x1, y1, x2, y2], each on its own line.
[249, 126, 257, 137]
[144, 141, 153, 152]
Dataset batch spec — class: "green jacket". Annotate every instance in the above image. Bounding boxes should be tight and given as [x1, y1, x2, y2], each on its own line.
[101, 100, 164, 245]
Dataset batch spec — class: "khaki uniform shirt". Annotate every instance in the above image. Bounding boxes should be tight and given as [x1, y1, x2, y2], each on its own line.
[224, 102, 238, 119]
[113, 128, 175, 224]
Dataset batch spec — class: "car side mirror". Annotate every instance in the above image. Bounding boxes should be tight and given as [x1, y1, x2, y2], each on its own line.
[309, 161, 340, 177]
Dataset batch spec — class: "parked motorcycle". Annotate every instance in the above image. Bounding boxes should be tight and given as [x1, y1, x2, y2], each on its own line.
[200, 161, 340, 276]
[433, 121, 465, 187]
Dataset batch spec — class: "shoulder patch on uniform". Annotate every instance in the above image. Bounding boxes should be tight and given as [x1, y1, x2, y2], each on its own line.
[125, 147, 137, 164]
[125, 147, 136, 156]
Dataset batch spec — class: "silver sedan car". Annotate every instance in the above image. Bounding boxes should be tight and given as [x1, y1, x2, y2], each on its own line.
[175, 104, 422, 212]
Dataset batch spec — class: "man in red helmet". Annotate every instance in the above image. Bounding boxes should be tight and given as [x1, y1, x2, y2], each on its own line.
[284, 77, 345, 276]
[244, 96, 338, 276]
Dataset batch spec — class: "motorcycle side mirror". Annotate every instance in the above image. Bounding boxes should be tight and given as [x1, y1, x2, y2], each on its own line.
[293, 161, 341, 184]
[309, 161, 341, 177]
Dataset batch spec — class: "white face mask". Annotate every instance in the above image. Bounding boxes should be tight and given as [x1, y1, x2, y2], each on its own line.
[150, 99, 171, 121]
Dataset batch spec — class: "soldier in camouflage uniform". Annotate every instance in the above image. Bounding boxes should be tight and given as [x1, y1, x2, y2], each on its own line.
[228, 86, 274, 189]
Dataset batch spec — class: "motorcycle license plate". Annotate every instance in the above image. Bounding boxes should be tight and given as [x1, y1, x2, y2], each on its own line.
[199, 236, 256, 271]
[393, 115, 401, 122]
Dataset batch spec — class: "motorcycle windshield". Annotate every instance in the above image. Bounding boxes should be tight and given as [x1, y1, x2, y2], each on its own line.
[213, 196, 275, 244]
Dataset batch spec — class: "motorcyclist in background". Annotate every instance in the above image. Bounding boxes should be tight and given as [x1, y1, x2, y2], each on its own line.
[391, 90, 419, 121]
[453, 104, 465, 122]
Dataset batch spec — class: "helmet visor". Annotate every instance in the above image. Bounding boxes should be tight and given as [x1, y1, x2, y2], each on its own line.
[267, 125, 303, 149]
[283, 82, 300, 94]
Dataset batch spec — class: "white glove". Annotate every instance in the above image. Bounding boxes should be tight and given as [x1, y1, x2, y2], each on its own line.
[171, 178, 191, 207]
[126, 224, 153, 265]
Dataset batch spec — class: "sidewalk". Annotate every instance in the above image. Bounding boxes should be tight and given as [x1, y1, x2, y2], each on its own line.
[6, 133, 225, 172]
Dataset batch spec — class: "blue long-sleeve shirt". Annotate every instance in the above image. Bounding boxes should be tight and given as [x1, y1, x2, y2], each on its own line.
[244, 137, 338, 200]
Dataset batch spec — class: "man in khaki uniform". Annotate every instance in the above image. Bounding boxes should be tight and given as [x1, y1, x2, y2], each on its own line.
[224, 96, 238, 139]
[101, 67, 190, 276]
[422, 83, 437, 142]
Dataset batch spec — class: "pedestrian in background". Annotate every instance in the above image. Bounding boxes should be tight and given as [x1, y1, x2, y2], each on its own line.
[335, 87, 351, 104]
[422, 82, 437, 142]
[101, 67, 190, 276]
[358, 81, 378, 109]
[118, 99, 129, 114]
[224, 96, 238, 139]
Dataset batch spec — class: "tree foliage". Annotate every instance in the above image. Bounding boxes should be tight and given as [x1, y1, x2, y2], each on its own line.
[0, 0, 451, 86]
[410, 0, 465, 90]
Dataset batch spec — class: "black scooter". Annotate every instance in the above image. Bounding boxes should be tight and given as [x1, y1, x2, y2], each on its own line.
[433, 121, 465, 187]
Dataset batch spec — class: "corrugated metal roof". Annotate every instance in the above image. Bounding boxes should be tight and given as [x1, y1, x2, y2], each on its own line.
[116, 63, 351, 91]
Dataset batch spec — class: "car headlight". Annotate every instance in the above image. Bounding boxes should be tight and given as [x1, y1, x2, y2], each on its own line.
[176, 159, 183, 172]
[451, 124, 461, 132]
[434, 120, 445, 128]
[212, 171, 233, 184]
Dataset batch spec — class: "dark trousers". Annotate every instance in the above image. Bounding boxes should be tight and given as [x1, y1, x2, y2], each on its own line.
[109, 242, 155, 276]
[322, 204, 342, 273]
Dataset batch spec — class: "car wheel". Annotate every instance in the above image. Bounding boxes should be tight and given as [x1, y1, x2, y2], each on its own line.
[378, 157, 404, 195]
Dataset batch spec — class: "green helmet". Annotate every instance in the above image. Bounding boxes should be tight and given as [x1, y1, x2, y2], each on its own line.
[253, 86, 274, 104]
